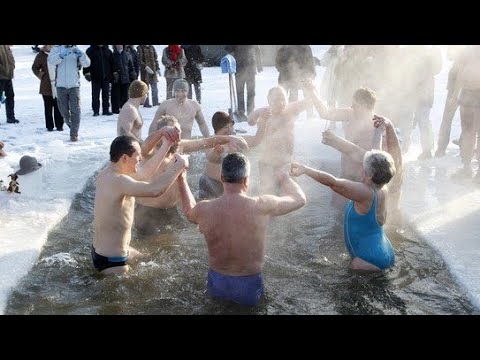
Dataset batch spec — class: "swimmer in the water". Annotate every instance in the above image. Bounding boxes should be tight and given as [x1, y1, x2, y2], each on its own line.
[290, 150, 396, 271]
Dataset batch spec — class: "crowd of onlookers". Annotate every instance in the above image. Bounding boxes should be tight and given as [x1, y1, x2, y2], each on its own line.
[1, 45, 479, 180]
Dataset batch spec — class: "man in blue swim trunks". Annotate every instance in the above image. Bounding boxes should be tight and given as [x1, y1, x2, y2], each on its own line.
[92, 129, 188, 275]
[178, 152, 306, 306]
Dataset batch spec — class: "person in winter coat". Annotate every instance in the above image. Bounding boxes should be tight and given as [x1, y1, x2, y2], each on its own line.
[0, 45, 19, 123]
[125, 45, 140, 80]
[32, 45, 64, 131]
[48, 45, 91, 142]
[111, 45, 136, 114]
[83, 45, 113, 116]
[137, 45, 161, 107]
[225, 45, 263, 121]
[182, 45, 205, 104]
[162, 45, 187, 100]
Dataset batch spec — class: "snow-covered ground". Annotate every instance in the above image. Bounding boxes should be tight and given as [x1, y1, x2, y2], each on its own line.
[0, 45, 478, 314]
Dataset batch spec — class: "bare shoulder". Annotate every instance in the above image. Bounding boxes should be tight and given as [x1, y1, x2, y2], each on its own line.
[255, 194, 278, 214]
[188, 99, 202, 112]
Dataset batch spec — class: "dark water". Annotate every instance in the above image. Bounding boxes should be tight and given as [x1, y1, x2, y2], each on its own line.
[5, 147, 476, 315]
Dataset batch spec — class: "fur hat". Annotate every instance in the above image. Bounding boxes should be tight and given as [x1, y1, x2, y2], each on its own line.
[16, 155, 42, 175]
[129, 80, 148, 99]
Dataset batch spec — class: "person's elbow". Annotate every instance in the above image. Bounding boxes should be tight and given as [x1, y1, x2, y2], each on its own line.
[290, 194, 307, 212]
[185, 209, 198, 224]
[297, 193, 307, 209]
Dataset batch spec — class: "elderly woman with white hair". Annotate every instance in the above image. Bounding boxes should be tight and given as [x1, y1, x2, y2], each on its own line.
[290, 149, 396, 271]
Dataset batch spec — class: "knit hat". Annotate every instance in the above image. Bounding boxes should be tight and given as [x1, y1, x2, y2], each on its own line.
[172, 78, 189, 94]
[129, 80, 149, 99]
[212, 111, 234, 134]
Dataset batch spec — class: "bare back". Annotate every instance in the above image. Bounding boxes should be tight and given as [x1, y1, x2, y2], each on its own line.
[193, 194, 271, 275]
[93, 168, 135, 258]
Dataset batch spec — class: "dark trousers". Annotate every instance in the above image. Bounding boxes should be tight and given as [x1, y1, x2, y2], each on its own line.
[187, 80, 201, 104]
[42, 95, 64, 130]
[437, 89, 460, 152]
[235, 71, 255, 115]
[92, 79, 110, 114]
[166, 78, 177, 100]
[111, 83, 130, 113]
[0, 79, 15, 119]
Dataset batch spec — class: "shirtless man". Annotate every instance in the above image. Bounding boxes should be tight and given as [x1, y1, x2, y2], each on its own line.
[247, 86, 311, 194]
[303, 82, 383, 209]
[134, 115, 248, 235]
[200, 111, 266, 199]
[322, 115, 403, 221]
[116, 80, 166, 157]
[92, 128, 186, 275]
[152, 78, 210, 139]
[178, 152, 306, 306]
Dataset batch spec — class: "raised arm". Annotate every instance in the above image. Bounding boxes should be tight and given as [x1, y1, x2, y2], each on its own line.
[256, 168, 307, 216]
[373, 115, 402, 172]
[177, 169, 197, 221]
[142, 125, 181, 157]
[136, 138, 173, 181]
[248, 106, 270, 126]
[182, 134, 248, 154]
[290, 162, 372, 203]
[322, 130, 366, 163]
[303, 80, 352, 121]
[242, 115, 268, 148]
[117, 154, 187, 198]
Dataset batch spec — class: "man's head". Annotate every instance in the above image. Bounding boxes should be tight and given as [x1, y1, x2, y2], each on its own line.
[173, 79, 189, 101]
[110, 135, 141, 173]
[212, 111, 235, 135]
[155, 115, 181, 154]
[221, 152, 250, 186]
[352, 88, 377, 113]
[267, 86, 288, 114]
[129, 80, 149, 104]
[363, 150, 396, 186]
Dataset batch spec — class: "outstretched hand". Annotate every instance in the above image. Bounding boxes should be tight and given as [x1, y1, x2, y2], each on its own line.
[322, 130, 340, 147]
[162, 125, 181, 143]
[213, 144, 224, 155]
[290, 162, 307, 177]
[174, 153, 190, 169]
[372, 115, 391, 129]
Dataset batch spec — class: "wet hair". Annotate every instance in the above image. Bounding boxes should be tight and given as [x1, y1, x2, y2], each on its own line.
[353, 88, 377, 110]
[154, 115, 180, 154]
[363, 150, 396, 185]
[110, 135, 138, 163]
[267, 86, 287, 102]
[155, 115, 180, 130]
[212, 111, 234, 134]
[222, 152, 250, 183]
